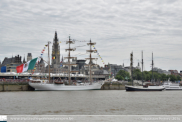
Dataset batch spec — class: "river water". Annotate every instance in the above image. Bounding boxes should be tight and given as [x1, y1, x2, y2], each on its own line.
[0, 90, 182, 115]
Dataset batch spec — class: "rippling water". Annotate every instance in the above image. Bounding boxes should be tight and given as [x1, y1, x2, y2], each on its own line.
[0, 90, 182, 115]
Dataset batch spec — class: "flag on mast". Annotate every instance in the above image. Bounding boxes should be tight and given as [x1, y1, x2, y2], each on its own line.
[16, 58, 38, 73]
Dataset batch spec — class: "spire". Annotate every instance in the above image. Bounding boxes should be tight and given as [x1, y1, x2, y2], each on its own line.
[123, 63, 124, 67]
[23, 55, 25, 63]
[11, 55, 13, 63]
[62, 55, 63, 62]
[55, 31, 57, 40]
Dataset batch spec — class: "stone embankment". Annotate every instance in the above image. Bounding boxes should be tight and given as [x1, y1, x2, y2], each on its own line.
[101, 82, 126, 90]
[0, 82, 127, 91]
[0, 84, 34, 91]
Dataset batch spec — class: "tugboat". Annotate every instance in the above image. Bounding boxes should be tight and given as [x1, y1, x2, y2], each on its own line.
[125, 51, 165, 91]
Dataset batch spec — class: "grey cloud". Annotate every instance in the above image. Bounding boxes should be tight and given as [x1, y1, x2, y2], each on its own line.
[0, 0, 182, 71]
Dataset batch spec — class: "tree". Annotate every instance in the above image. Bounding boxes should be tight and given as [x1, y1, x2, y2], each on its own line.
[161, 74, 167, 81]
[145, 74, 150, 81]
[176, 75, 181, 81]
[166, 75, 170, 81]
[133, 69, 142, 80]
[169, 75, 177, 82]
[115, 70, 130, 81]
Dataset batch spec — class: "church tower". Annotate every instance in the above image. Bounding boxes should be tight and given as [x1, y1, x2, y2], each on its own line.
[52, 31, 60, 68]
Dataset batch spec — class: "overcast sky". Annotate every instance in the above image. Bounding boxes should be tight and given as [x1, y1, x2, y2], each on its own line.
[0, 0, 182, 71]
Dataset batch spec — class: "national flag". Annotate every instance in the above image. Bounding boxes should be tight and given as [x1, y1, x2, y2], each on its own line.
[16, 58, 38, 73]
[52, 57, 56, 59]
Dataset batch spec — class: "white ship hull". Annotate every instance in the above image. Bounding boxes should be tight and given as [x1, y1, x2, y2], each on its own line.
[163, 82, 182, 90]
[29, 82, 102, 91]
[165, 88, 182, 90]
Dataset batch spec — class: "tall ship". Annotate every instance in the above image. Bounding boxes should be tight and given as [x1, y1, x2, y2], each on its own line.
[125, 52, 165, 91]
[29, 36, 103, 90]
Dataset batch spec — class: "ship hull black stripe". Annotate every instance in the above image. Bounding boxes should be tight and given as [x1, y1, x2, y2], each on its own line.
[125, 86, 164, 91]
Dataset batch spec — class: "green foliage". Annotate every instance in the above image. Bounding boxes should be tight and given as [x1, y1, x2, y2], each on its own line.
[169, 75, 177, 82]
[133, 69, 142, 80]
[115, 69, 181, 82]
[115, 70, 130, 80]
[177, 75, 181, 81]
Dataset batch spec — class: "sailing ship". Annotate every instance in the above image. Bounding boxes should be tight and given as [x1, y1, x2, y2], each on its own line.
[29, 37, 103, 90]
[125, 52, 165, 91]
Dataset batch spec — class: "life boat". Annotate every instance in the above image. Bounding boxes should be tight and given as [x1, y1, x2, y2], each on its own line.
[54, 81, 64, 84]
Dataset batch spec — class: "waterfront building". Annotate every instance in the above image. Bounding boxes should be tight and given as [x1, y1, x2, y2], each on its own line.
[23, 56, 26, 63]
[136, 62, 141, 71]
[52, 31, 60, 68]
[168, 70, 178, 76]
[76, 59, 86, 74]
[27, 53, 32, 62]
[105, 63, 125, 77]
[34, 58, 45, 73]
[124, 63, 141, 76]
[0, 55, 22, 72]
[153, 67, 171, 75]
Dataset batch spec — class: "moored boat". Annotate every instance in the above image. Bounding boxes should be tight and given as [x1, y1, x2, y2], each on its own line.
[29, 80, 102, 90]
[163, 82, 182, 90]
[125, 85, 165, 91]
[125, 51, 165, 91]
[29, 36, 103, 90]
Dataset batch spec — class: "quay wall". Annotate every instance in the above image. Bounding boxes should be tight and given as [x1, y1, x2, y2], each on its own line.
[0, 84, 34, 91]
[0, 83, 126, 91]
[101, 84, 125, 90]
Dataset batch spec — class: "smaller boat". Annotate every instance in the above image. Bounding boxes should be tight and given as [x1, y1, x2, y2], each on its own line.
[54, 81, 64, 84]
[163, 82, 182, 90]
[125, 85, 165, 91]
[125, 51, 165, 91]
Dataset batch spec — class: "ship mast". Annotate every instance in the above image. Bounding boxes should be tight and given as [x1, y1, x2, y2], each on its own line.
[48, 41, 51, 82]
[64, 36, 78, 85]
[152, 52, 154, 84]
[141, 51, 143, 86]
[85, 39, 97, 84]
[130, 52, 133, 86]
